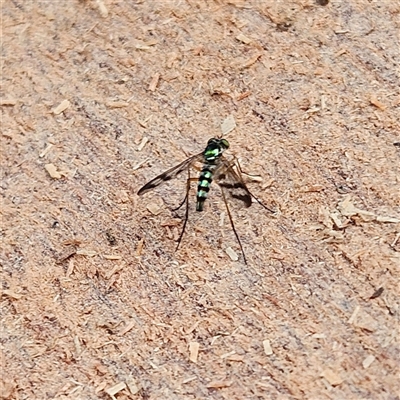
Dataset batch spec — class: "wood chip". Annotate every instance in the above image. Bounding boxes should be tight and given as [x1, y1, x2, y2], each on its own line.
[353, 310, 378, 332]
[370, 95, 386, 110]
[348, 305, 360, 324]
[2, 289, 23, 300]
[52, 99, 70, 115]
[321, 369, 343, 386]
[220, 351, 236, 359]
[56, 246, 77, 264]
[236, 33, 252, 44]
[76, 249, 97, 257]
[236, 91, 251, 101]
[45, 163, 62, 179]
[106, 101, 129, 108]
[206, 380, 232, 389]
[103, 255, 122, 260]
[146, 203, 162, 215]
[105, 382, 126, 399]
[182, 376, 197, 384]
[240, 53, 262, 69]
[39, 144, 53, 158]
[0, 99, 17, 106]
[220, 114, 236, 136]
[104, 264, 124, 280]
[225, 247, 239, 261]
[137, 137, 149, 151]
[96, 0, 108, 18]
[263, 339, 273, 355]
[362, 354, 375, 369]
[148, 73, 160, 92]
[189, 341, 199, 363]
[118, 320, 136, 336]
[126, 378, 140, 395]
[135, 238, 144, 256]
[132, 158, 149, 171]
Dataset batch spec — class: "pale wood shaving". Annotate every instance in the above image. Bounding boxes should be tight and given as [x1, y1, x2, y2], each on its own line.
[52, 99, 70, 115]
[321, 369, 343, 386]
[362, 354, 375, 369]
[220, 114, 236, 136]
[76, 249, 97, 257]
[45, 163, 62, 179]
[39, 144, 53, 158]
[106, 101, 129, 108]
[0, 98, 16, 106]
[370, 95, 386, 110]
[137, 137, 149, 151]
[95, 0, 108, 18]
[338, 195, 399, 223]
[103, 255, 122, 260]
[126, 378, 141, 395]
[236, 33, 252, 44]
[189, 341, 199, 363]
[207, 380, 232, 389]
[263, 339, 273, 356]
[149, 73, 160, 92]
[2, 289, 23, 300]
[118, 320, 136, 336]
[182, 376, 197, 384]
[105, 382, 126, 399]
[135, 238, 144, 256]
[225, 247, 239, 261]
[146, 203, 162, 215]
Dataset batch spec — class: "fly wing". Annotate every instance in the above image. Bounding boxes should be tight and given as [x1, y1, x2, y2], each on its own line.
[215, 160, 252, 208]
[137, 153, 203, 196]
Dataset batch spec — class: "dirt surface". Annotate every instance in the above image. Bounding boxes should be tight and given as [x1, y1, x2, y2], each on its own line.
[1, 1, 399, 399]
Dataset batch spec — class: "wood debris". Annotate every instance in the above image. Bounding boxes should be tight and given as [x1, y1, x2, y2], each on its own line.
[146, 203, 162, 215]
[338, 195, 400, 223]
[263, 339, 273, 355]
[95, 0, 108, 18]
[76, 249, 97, 257]
[118, 320, 136, 336]
[103, 255, 122, 260]
[45, 163, 62, 179]
[126, 378, 141, 395]
[2, 289, 23, 300]
[236, 33, 252, 44]
[0, 98, 17, 106]
[56, 246, 78, 264]
[137, 137, 149, 151]
[189, 341, 199, 363]
[105, 382, 126, 399]
[362, 355, 375, 369]
[52, 99, 70, 115]
[321, 369, 343, 386]
[39, 144, 53, 158]
[369, 95, 386, 110]
[225, 247, 239, 261]
[149, 73, 160, 92]
[106, 101, 129, 108]
[221, 114, 236, 136]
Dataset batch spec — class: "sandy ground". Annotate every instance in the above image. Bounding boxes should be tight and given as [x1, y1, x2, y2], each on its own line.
[1, 0, 399, 399]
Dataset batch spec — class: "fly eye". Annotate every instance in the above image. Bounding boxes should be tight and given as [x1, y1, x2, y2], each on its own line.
[221, 139, 230, 149]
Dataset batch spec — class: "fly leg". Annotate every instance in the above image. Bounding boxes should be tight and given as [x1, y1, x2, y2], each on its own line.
[220, 187, 248, 264]
[175, 169, 197, 251]
[232, 156, 275, 213]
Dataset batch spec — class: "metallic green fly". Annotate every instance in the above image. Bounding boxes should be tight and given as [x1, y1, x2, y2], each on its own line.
[137, 137, 273, 264]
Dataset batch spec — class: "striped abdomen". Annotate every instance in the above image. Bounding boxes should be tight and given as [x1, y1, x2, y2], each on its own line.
[196, 164, 217, 211]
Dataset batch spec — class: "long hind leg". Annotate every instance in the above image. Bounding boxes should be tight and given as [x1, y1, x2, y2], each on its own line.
[232, 156, 275, 213]
[176, 169, 197, 251]
[220, 187, 248, 265]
